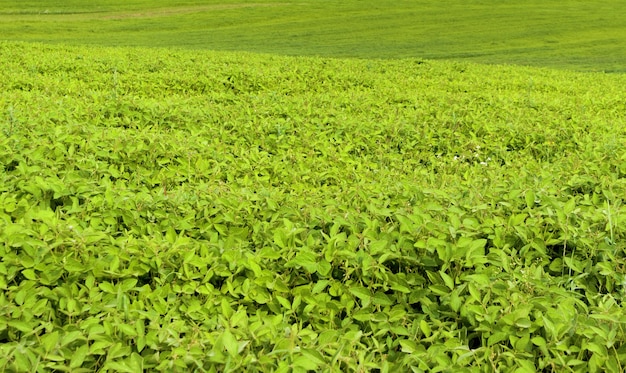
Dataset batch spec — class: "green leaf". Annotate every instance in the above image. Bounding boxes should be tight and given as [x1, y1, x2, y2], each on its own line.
[317, 259, 332, 277]
[22, 269, 37, 281]
[221, 298, 233, 318]
[349, 286, 372, 302]
[466, 239, 487, 260]
[513, 359, 536, 373]
[353, 309, 372, 321]
[41, 331, 59, 353]
[276, 295, 292, 310]
[292, 295, 301, 310]
[488, 332, 508, 346]
[259, 247, 282, 260]
[463, 273, 491, 286]
[99, 282, 116, 294]
[135, 319, 145, 338]
[525, 190, 535, 208]
[118, 324, 137, 337]
[70, 345, 89, 368]
[531, 336, 546, 347]
[14, 351, 31, 372]
[372, 292, 393, 306]
[285, 250, 318, 273]
[429, 284, 450, 296]
[390, 282, 411, 294]
[584, 341, 607, 356]
[8, 320, 34, 332]
[312, 280, 330, 294]
[90, 340, 113, 354]
[129, 353, 144, 372]
[119, 278, 137, 292]
[293, 355, 319, 370]
[273, 230, 287, 249]
[563, 198, 577, 215]
[399, 339, 419, 353]
[301, 349, 326, 369]
[440, 270, 454, 290]
[419, 319, 431, 337]
[136, 336, 146, 354]
[55, 331, 80, 348]
[222, 329, 238, 357]
[590, 313, 621, 322]
[104, 361, 138, 373]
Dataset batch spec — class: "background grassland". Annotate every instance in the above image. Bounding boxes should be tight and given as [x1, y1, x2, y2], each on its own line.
[1, 0, 626, 71]
[1, 41, 626, 371]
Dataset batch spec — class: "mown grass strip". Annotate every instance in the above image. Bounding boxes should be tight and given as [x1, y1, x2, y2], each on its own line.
[0, 0, 625, 71]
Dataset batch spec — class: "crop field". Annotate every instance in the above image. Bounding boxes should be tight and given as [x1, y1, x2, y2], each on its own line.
[1, 40, 626, 371]
[2, 0, 626, 371]
[1, 0, 626, 71]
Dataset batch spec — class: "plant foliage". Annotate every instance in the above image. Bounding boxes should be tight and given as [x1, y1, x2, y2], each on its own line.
[1, 41, 626, 371]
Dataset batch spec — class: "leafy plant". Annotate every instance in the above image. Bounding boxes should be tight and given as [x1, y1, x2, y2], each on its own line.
[0, 41, 625, 371]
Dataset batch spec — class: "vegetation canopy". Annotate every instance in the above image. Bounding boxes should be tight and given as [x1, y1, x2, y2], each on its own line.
[1, 41, 626, 371]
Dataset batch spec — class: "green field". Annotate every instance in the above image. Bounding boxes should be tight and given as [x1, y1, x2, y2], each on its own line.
[1, 0, 626, 71]
[2, 40, 626, 372]
[2, 1, 626, 372]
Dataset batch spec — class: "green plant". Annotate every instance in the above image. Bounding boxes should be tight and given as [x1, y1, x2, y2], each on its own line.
[0, 41, 625, 371]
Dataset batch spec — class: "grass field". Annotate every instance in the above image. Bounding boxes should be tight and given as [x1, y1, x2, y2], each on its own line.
[1, 0, 626, 71]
